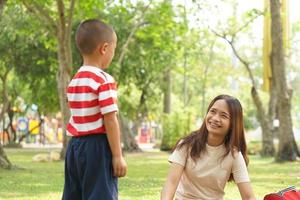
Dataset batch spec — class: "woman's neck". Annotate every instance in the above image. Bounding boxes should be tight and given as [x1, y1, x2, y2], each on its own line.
[207, 134, 224, 146]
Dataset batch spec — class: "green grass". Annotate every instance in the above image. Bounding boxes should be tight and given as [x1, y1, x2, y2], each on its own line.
[0, 148, 299, 200]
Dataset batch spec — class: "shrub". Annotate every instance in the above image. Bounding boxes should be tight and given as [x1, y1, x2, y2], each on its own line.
[160, 112, 193, 151]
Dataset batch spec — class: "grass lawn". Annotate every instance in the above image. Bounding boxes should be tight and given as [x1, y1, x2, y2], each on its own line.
[0, 148, 299, 200]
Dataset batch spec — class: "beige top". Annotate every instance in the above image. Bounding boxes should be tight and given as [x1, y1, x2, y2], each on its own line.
[169, 144, 250, 200]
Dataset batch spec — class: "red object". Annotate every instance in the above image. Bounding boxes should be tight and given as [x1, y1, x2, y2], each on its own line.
[264, 186, 300, 200]
[139, 134, 148, 143]
[66, 67, 119, 136]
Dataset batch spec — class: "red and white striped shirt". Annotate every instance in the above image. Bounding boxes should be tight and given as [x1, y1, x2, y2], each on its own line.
[66, 66, 118, 136]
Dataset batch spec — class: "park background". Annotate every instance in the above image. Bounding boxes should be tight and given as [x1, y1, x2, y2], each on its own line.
[0, 0, 300, 199]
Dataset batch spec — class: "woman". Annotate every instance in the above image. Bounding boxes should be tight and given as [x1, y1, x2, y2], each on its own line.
[161, 94, 256, 200]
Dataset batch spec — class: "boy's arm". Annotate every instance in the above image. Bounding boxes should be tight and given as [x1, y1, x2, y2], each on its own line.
[103, 111, 127, 177]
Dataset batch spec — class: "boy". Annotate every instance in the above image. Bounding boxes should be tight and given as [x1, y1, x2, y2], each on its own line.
[62, 19, 127, 200]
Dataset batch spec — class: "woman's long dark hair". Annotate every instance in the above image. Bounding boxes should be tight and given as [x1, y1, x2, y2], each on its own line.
[174, 94, 248, 181]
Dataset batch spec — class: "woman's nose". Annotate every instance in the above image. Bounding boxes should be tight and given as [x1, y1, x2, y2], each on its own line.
[211, 114, 220, 121]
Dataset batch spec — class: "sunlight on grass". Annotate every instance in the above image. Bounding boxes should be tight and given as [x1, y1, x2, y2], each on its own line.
[0, 148, 299, 199]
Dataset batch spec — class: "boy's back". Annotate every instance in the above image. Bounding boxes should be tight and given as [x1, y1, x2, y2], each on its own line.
[67, 66, 117, 136]
[62, 19, 127, 200]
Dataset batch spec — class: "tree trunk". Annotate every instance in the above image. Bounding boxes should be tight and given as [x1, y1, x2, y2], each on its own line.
[0, 70, 13, 168]
[266, 83, 277, 153]
[56, 26, 72, 158]
[0, 0, 12, 169]
[119, 114, 141, 152]
[7, 105, 17, 143]
[201, 41, 215, 116]
[21, 0, 75, 159]
[0, 0, 6, 16]
[124, 88, 147, 152]
[115, 5, 151, 152]
[163, 70, 171, 114]
[0, 144, 12, 169]
[183, 50, 188, 108]
[0, 69, 10, 124]
[228, 38, 275, 156]
[56, 0, 74, 159]
[131, 86, 148, 138]
[161, 69, 172, 149]
[57, 49, 71, 159]
[251, 87, 275, 156]
[270, 0, 298, 161]
[121, 115, 143, 152]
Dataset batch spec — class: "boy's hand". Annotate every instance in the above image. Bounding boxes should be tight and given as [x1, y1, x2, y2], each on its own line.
[103, 112, 127, 177]
[112, 155, 127, 177]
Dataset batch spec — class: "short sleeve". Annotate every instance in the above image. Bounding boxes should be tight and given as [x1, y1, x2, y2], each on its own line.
[98, 74, 118, 115]
[168, 144, 188, 167]
[232, 151, 250, 183]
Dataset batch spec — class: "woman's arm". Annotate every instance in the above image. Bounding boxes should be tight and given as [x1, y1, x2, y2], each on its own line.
[237, 182, 256, 200]
[161, 162, 184, 200]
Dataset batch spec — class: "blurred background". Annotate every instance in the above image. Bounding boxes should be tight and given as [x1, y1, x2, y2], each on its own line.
[0, 0, 300, 165]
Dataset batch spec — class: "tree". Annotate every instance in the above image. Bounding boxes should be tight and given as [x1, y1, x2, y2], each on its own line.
[114, 2, 152, 151]
[270, 0, 299, 161]
[0, 0, 61, 140]
[210, 4, 276, 156]
[113, 1, 180, 116]
[104, 1, 182, 149]
[21, 0, 75, 158]
[0, 0, 12, 169]
[0, 1, 50, 168]
[210, 0, 299, 159]
[0, 69, 12, 169]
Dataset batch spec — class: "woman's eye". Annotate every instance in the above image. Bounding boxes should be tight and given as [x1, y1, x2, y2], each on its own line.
[222, 115, 229, 119]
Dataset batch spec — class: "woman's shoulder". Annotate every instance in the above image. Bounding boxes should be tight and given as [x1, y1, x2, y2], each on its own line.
[228, 147, 243, 159]
[174, 139, 189, 152]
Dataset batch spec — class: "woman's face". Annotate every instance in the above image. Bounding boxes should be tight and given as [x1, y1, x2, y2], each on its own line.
[205, 99, 231, 139]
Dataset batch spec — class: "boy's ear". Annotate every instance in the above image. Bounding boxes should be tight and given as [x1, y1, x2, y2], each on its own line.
[99, 42, 109, 55]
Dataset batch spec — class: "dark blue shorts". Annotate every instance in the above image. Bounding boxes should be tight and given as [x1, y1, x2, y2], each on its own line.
[62, 134, 118, 200]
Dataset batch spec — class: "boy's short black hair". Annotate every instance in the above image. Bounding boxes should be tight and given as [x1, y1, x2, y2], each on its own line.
[75, 19, 114, 55]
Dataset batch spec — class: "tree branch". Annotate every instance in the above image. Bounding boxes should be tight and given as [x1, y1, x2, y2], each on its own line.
[56, 0, 65, 38]
[21, 0, 57, 32]
[117, 1, 152, 66]
[66, 0, 75, 41]
[0, 0, 6, 16]
[231, 11, 263, 37]
[211, 28, 257, 88]
[210, 9, 263, 88]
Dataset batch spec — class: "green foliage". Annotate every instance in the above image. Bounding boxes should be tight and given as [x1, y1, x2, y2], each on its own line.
[95, 1, 186, 120]
[247, 140, 262, 155]
[117, 83, 142, 119]
[0, 0, 298, 134]
[0, 2, 59, 113]
[160, 112, 193, 151]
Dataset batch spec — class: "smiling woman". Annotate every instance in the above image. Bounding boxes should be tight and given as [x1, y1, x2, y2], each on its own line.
[205, 99, 231, 146]
[161, 94, 256, 200]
